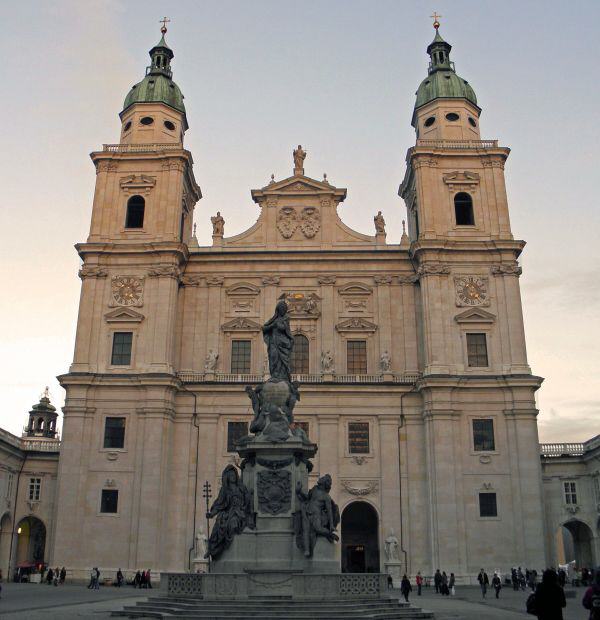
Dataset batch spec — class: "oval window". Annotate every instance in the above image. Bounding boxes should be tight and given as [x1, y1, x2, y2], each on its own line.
[140, 116, 154, 126]
[445, 112, 460, 122]
[424, 116, 436, 128]
[468, 117, 477, 128]
[164, 120, 176, 131]
[123, 121, 132, 132]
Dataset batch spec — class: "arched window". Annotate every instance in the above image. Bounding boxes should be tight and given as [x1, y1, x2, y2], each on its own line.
[125, 195, 145, 228]
[454, 192, 475, 226]
[291, 334, 309, 374]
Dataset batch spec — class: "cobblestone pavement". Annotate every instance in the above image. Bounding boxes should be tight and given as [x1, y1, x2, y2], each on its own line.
[0, 582, 592, 619]
[409, 584, 589, 620]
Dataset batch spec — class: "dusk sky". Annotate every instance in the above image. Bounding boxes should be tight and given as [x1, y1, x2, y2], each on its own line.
[1, 0, 598, 442]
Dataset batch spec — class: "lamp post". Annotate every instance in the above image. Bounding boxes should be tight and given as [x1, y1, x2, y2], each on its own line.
[202, 480, 212, 572]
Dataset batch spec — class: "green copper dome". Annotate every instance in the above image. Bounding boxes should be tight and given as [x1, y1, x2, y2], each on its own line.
[122, 33, 186, 116]
[414, 28, 478, 114]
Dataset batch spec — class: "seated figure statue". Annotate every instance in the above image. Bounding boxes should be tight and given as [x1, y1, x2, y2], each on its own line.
[294, 474, 340, 558]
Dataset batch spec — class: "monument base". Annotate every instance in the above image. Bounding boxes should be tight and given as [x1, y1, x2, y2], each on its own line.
[384, 560, 403, 588]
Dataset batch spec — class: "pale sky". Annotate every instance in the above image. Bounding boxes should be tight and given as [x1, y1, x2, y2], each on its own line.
[1, 1, 598, 442]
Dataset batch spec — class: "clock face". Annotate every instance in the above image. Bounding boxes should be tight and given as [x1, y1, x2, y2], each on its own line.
[456, 276, 488, 306]
[112, 276, 143, 306]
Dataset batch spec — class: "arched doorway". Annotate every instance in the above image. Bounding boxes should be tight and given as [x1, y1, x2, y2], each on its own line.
[341, 501, 380, 573]
[0, 512, 12, 575]
[15, 516, 46, 566]
[557, 520, 595, 568]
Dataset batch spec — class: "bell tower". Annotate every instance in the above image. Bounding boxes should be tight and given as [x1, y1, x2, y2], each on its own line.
[399, 20, 546, 575]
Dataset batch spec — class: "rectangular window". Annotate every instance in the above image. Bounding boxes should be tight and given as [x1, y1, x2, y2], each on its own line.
[6, 473, 14, 498]
[28, 477, 41, 501]
[348, 422, 370, 454]
[479, 492, 497, 517]
[473, 419, 495, 451]
[103, 417, 126, 449]
[227, 421, 249, 452]
[111, 332, 133, 366]
[564, 481, 578, 505]
[231, 340, 251, 374]
[100, 489, 119, 513]
[347, 340, 367, 374]
[466, 333, 489, 367]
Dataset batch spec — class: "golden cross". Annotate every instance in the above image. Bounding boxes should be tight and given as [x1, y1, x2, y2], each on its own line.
[430, 12, 442, 29]
[160, 16, 170, 33]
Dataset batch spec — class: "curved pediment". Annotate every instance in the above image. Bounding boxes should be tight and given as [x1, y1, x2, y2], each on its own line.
[338, 282, 373, 296]
[226, 282, 261, 297]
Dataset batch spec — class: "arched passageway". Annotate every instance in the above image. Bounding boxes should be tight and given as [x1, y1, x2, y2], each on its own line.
[15, 516, 46, 566]
[341, 501, 380, 573]
[557, 519, 595, 568]
[0, 512, 12, 575]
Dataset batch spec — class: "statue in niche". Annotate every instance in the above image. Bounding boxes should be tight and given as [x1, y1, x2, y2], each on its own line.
[262, 300, 293, 382]
[384, 529, 400, 561]
[205, 465, 255, 559]
[211, 211, 225, 236]
[293, 144, 307, 173]
[204, 349, 219, 372]
[321, 350, 335, 373]
[195, 528, 207, 559]
[380, 350, 392, 372]
[374, 211, 386, 234]
[294, 474, 340, 558]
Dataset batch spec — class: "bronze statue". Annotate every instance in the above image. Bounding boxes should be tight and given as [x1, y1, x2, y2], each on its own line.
[294, 474, 340, 557]
[205, 465, 255, 559]
[262, 300, 293, 382]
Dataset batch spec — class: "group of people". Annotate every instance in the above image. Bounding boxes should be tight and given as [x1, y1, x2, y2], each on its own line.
[43, 566, 67, 586]
[88, 568, 152, 589]
[433, 569, 456, 596]
[132, 569, 153, 588]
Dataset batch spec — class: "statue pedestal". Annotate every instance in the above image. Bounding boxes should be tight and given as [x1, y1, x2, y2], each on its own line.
[191, 557, 209, 574]
[211, 437, 341, 574]
[384, 560, 403, 588]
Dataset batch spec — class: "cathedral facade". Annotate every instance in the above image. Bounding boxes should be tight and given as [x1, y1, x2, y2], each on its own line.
[48, 25, 549, 580]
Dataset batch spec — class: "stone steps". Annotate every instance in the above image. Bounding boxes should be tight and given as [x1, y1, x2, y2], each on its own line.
[111, 596, 434, 619]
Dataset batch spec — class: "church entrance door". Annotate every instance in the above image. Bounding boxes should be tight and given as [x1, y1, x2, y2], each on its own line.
[16, 516, 46, 566]
[341, 501, 380, 573]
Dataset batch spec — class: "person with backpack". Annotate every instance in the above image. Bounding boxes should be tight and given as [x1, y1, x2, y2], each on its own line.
[582, 570, 600, 620]
[529, 569, 566, 620]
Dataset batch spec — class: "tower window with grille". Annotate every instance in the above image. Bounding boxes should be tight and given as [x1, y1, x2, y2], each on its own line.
[473, 419, 495, 451]
[101, 489, 119, 514]
[104, 417, 126, 449]
[347, 340, 367, 374]
[348, 422, 370, 454]
[454, 192, 475, 226]
[227, 421, 249, 452]
[231, 340, 251, 374]
[479, 492, 497, 517]
[564, 481, 578, 505]
[111, 332, 133, 366]
[466, 333, 488, 367]
[125, 195, 145, 228]
[291, 334, 309, 374]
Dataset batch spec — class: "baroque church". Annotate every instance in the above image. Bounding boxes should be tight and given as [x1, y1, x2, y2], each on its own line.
[1, 22, 598, 582]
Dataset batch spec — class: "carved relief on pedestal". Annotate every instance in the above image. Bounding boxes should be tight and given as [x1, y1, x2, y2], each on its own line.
[257, 470, 292, 515]
[454, 276, 490, 307]
[110, 276, 144, 307]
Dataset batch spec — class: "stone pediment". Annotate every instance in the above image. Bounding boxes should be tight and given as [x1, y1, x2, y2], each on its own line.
[335, 318, 378, 333]
[443, 171, 480, 190]
[104, 308, 145, 323]
[338, 283, 373, 296]
[454, 308, 496, 324]
[226, 283, 261, 297]
[119, 174, 156, 195]
[221, 318, 262, 332]
[259, 175, 344, 195]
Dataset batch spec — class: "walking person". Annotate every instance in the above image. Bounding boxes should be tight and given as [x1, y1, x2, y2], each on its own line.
[582, 570, 600, 620]
[46, 567, 54, 585]
[416, 571, 423, 596]
[87, 567, 95, 589]
[449, 572, 456, 596]
[116, 568, 124, 587]
[532, 569, 566, 620]
[140, 569, 147, 589]
[434, 569, 442, 594]
[441, 571, 449, 595]
[400, 574, 412, 603]
[478, 568, 489, 599]
[492, 572, 502, 598]
[93, 567, 100, 590]
[134, 570, 141, 588]
[59, 567, 66, 584]
[146, 569, 152, 589]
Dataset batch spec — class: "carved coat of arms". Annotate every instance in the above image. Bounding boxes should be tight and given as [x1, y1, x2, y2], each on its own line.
[300, 207, 321, 238]
[277, 207, 298, 239]
[257, 470, 291, 515]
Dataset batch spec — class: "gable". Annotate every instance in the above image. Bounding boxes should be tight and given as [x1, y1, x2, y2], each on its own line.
[335, 318, 378, 333]
[454, 308, 496, 324]
[221, 318, 262, 332]
[104, 308, 145, 323]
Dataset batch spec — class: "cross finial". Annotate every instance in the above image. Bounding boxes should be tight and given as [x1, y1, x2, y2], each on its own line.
[160, 16, 170, 35]
[430, 12, 442, 29]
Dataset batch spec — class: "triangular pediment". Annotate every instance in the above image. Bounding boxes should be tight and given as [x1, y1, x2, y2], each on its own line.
[226, 282, 261, 297]
[221, 318, 262, 332]
[335, 318, 378, 333]
[338, 282, 373, 296]
[104, 308, 145, 323]
[251, 174, 347, 204]
[454, 308, 496, 324]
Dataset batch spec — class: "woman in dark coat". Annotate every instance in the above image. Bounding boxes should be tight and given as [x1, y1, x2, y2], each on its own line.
[534, 569, 566, 620]
[400, 574, 412, 602]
